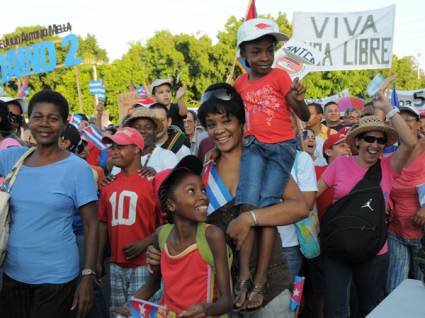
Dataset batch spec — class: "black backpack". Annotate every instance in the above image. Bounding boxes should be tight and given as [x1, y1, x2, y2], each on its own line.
[320, 160, 387, 264]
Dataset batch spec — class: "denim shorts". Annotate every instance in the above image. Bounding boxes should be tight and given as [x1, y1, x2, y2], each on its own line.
[235, 136, 297, 208]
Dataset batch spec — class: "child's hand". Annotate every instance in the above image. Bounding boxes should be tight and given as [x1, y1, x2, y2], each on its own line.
[96, 103, 105, 113]
[115, 304, 131, 317]
[123, 240, 147, 260]
[138, 167, 157, 178]
[146, 245, 162, 274]
[289, 78, 306, 103]
[179, 304, 206, 318]
[176, 86, 187, 101]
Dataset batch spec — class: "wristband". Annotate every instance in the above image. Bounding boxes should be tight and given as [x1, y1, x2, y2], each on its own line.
[386, 108, 399, 120]
[248, 210, 258, 226]
[81, 268, 96, 276]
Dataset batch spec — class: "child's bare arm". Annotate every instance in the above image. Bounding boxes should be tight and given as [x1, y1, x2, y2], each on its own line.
[123, 233, 155, 261]
[286, 78, 310, 122]
[133, 229, 162, 300]
[202, 225, 232, 316]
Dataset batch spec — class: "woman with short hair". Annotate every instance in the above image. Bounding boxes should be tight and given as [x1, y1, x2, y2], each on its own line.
[0, 90, 98, 318]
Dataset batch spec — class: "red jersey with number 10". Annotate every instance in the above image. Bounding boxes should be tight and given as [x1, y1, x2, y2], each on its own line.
[98, 172, 158, 267]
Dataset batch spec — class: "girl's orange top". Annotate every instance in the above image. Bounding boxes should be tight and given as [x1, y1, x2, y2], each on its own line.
[160, 243, 216, 314]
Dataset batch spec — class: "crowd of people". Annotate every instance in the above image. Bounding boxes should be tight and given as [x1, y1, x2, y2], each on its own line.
[0, 17, 424, 318]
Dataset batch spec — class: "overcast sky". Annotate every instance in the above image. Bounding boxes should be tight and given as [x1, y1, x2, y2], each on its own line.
[2, 0, 424, 67]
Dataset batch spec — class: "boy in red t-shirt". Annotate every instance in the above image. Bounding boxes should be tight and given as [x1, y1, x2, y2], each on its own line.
[96, 127, 160, 315]
[232, 18, 310, 310]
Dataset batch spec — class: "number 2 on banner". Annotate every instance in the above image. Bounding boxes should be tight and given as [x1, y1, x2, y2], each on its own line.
[61, 34, 82, 67]
[109, 191, 138, 226]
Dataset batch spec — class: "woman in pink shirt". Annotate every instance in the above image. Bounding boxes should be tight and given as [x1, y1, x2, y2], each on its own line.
[386, 106, 425, 293]
[316, 81, 416, 318]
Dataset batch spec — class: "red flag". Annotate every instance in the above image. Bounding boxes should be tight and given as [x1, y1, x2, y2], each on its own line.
[245, 0, 257, 20]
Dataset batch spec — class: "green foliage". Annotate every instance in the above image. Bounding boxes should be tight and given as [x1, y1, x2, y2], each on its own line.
[2, 16, 424, 123]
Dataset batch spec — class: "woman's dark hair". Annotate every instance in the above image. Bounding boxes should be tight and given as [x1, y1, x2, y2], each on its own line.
[0, 101, 14, 133]
[28, 90, 69, 122]
[159, 168, 198, 223]
[197, 83, 245, 128]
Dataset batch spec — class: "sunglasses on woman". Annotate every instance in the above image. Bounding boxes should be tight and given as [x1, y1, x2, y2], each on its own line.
[200, 87, 240, 104]
[361, 135, 387, 145]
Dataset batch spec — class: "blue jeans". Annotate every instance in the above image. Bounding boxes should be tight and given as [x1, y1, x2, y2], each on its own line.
[282, 246, 303, 278]
[322, 254, 388, 318]
[386, 233, 424, 293]
[235, 136, 296, 208]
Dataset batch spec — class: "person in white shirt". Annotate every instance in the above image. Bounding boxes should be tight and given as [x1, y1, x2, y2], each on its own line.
[278, 150, 318, 277]
[149, 103, 191, 161]
[111, 108, 178, 175]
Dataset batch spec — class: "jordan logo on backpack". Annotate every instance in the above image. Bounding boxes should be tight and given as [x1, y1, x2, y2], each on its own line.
[361, 199, 374, 212]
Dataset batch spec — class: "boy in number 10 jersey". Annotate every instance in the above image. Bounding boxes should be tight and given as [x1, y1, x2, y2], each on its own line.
[96, 127, 160, 315]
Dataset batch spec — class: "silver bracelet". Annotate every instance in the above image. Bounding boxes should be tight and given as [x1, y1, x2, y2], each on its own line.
[386, 108, 400, 120]
[249, 210, 258, 226]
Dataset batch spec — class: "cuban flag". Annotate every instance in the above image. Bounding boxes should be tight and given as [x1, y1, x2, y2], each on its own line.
[290, 276, 305, 311]
[89, 80, 106, 102]
[202, 163, 233, 215]
[136, 85, 149, 97]
[81, 124, 107, 150]
[69, 114, 83, 128]
[391, 83, 400, 109]
[128, 297, 170, 318]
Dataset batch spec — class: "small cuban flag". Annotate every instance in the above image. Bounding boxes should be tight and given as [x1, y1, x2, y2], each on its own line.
[290, 276, 305, 311]
[391, 83, 399, 109]
[82, 124, 107, 150]
[89, 80, 106, 102]
[128, 297, 171, 318]
[136, 85, 149, 97]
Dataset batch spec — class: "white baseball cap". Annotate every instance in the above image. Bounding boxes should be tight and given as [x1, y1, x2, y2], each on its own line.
[0, 97, 28, 113]
[399, 105, 420, 120]
[237, 18, 289, 48]
[151, 79, 172, 94]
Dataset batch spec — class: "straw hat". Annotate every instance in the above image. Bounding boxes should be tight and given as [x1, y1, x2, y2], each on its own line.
[124, 108, 163, 132]
[345, 115, 398, 147]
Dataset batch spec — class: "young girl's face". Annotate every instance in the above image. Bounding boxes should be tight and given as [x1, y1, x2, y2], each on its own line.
[168, 173, 209, 223]
[241, 35, 275, 79]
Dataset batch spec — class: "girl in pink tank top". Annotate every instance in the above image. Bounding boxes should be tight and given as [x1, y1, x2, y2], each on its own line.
[117, 156, 232, 317]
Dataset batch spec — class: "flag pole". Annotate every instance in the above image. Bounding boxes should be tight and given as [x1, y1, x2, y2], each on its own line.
[226, 52, 238, 84]
[226, 0, 257, 83]
[75, 65, 84, 113]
